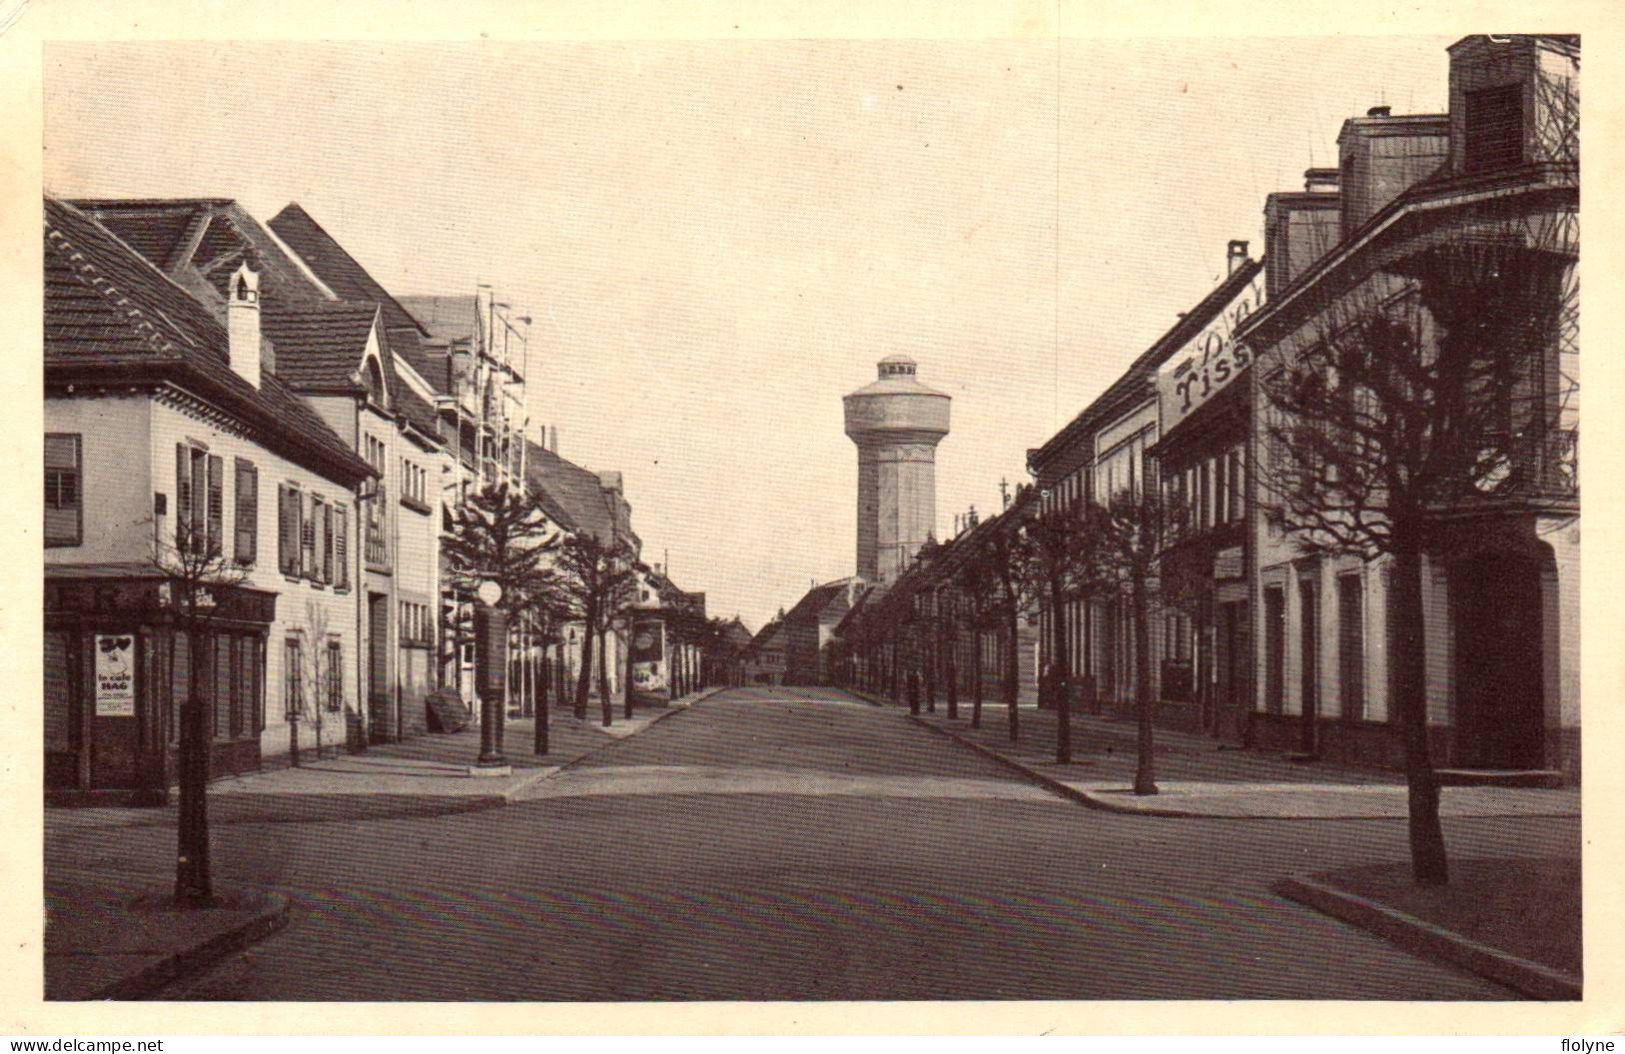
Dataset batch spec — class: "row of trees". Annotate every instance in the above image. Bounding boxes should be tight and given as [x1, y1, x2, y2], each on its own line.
[442, 481, 746, 729]
[837, 480, 1177, 797]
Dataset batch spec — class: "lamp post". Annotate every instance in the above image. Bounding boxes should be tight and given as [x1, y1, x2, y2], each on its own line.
[471, 579, 511, 775]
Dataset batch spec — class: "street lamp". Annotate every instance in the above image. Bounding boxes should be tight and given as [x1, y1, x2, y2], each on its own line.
[470, 579, 511, 775]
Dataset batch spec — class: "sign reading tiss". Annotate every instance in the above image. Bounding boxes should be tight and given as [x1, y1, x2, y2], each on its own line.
[1158, 274, 1266, 432]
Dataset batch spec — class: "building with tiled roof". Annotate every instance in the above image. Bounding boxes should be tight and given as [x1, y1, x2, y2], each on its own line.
[781, 577, 863, 685]
[44, 195, 376, 793]
[71, 196, 455, 743]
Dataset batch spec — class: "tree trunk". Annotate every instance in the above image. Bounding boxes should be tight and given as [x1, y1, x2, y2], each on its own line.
[971, 622, 984, 729]
[1131, 573, 1158, 795]
[1393, 531, 1449, 885]
[907, 665, 920, 715]
[534, 651, 550, 755]
[175, 621, 212, 907]
[574, 611, 595, 721]
[624, 623, 636, 719]
[1053, 582, 1073, 765]
[1005, 610, 1020, 743]
[598, 625, 613, 727]
[929, 633, 942, 714]
[946, 629, 959, 720]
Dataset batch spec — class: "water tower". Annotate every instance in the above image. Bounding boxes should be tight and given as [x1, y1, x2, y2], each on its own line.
[843, 355, 951, 583]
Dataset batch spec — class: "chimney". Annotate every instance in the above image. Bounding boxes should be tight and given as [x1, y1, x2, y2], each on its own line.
[226, 263, 262, 387]
[549, 425, 558, 453]
[1226, 240, 1250, 276]
[597, 470, 623, 493]
[1367, 105, 1391, 118]
[1303, 167, 1341, 193]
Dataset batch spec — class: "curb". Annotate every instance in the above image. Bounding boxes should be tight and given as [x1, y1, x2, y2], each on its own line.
[536, 703, 692, 781]
[1272, 874, 1582, 1001]
[76, 890, 291, 1001]
[905, 713, 1144, 814]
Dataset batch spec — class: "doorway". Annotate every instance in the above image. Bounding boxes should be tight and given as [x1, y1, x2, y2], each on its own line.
[1453, 552, 1545, 769]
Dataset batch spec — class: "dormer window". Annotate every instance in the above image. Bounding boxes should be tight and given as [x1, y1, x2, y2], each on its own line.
[234, 274, 258, 303]
[1464, 83, 1524, 173]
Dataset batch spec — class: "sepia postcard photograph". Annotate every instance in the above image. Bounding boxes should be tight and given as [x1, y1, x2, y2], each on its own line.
[5, 0, 1620, 1039]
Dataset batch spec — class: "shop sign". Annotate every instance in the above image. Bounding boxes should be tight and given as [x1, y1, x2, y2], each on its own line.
[1157, 272, 1266, 434]
[1213, 547, 1245, 581]
[94, 634, 136, 717]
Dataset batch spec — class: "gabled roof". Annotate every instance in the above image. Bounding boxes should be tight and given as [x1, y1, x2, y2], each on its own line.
[783, 578, 858, 626]
[266, 203, 431, 340]
[397, 295, 477, 344]
[261, 301, 381, 392]
[525, 439, 617, 541]
[71, 199, 335, 311]
[1029, 257, 1265, 474]
[752, 619, 786, 651]
[45, 197, 374, 487]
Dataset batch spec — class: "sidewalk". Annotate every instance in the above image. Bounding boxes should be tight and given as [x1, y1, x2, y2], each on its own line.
[43, 691, 708, 1000]
[866, 690, 1578, 820]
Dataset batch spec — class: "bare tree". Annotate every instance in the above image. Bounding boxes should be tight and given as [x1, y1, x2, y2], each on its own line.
[966, 489, 1040, 743]
[553, 531, 644, 725]
[1018, 497, 1112, 765]
[1255, 199, 1577, 884]
[149, 511, 250, 908]
[1086, 487, 1189, 795]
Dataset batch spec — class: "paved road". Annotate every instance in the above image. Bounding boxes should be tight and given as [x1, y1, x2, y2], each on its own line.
[62, 687, 1575, 1000]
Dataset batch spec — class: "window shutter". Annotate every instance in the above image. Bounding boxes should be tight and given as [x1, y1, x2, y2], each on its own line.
[312, 498, 326, 583]
[301, 493, 315, 578]
[323, 502, 334, 584]
[235, 461, 257, 565]
[176, 444, 191, 553]
[207, 455, 224, 557]
[190, 449, 208, 556]
[335, 507, 349, 589]
[277, 486, 292, 575]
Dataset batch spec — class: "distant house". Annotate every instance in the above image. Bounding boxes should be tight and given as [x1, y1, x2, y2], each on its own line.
[781, 578, 863, 685]
[746, 618, 787, 686]
[44, 196, 375, 793]
[525, 438, 641, 706]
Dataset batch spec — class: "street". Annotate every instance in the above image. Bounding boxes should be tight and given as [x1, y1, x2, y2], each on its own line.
[50, 688, 1575, 1001]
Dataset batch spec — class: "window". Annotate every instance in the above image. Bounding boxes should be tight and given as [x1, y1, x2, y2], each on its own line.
[1464, 84, 1524, 174]
[285, 637, 305, 718]
[234, 460, 258, 565]
[401, 458, 429, 506]
[326, 640, 343, 712]
[45, 434, 81, 547]
[214, 635, 233, 741]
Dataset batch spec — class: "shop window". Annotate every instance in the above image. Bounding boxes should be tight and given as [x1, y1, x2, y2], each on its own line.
[45, 434, 82, 547]
[214, 636, 232, 741]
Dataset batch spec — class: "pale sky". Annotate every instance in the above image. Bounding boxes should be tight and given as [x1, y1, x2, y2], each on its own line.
[43, 37, 1451, 631]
